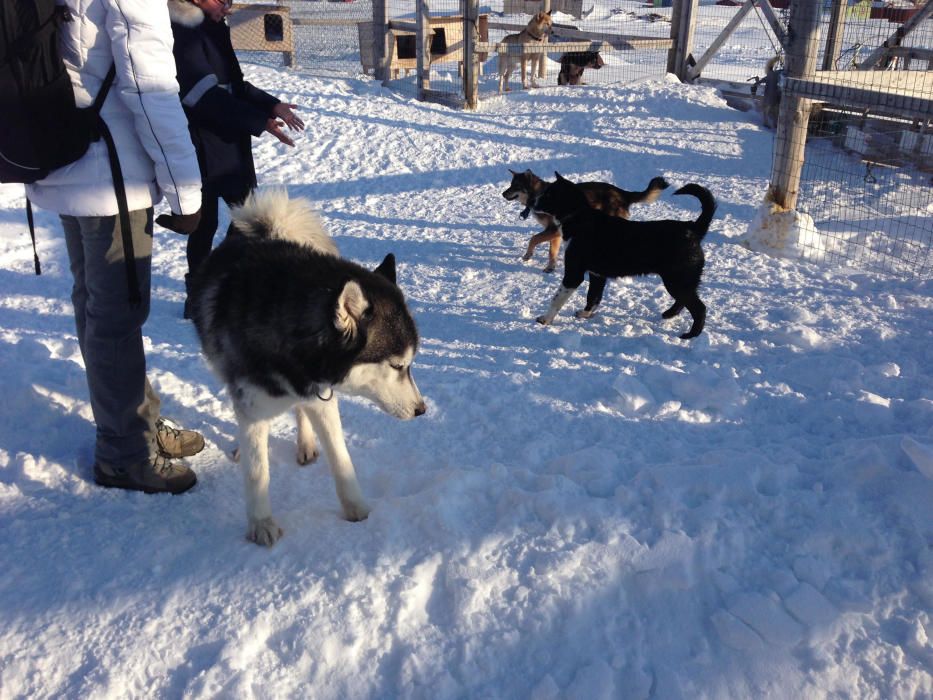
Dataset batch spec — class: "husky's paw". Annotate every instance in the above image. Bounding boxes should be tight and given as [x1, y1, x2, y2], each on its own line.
[536, 315, 551, 325]
[575, 308, 596, 319]
[247, 517, 283, 546]
[522, 252, 533, 262]
[543, 263, 556, 273]
[296, 445, 319, 466]
[341, 499, 371, 522]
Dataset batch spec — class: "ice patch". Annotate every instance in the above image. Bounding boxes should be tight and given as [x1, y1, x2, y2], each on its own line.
[728, 591, 805, 648]
[612, 374, 656, 416]
[901, 436, 933, 480]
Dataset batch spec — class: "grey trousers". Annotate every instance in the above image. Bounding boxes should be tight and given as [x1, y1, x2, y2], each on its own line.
[62, 209, 160, 468]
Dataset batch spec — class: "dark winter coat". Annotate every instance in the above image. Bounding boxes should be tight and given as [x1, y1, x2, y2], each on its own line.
[167, 0, 280, 196]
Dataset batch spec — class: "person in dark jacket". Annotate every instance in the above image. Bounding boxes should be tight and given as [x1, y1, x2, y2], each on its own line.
[166, 0, 304, 317]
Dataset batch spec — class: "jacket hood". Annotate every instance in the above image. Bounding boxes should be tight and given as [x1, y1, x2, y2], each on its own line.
[168, 0, 205, 28]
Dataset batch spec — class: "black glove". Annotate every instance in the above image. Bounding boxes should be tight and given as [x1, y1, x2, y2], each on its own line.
[156, 209, 201, 235]
[519, 205, 531, 220]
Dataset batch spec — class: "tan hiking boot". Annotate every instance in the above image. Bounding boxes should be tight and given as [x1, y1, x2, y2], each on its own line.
[94, 454, 197, 495]
[156, 417, 205, 459]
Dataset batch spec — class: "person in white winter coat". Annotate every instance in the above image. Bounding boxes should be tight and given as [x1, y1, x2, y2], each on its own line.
[26, 0, 206, 495]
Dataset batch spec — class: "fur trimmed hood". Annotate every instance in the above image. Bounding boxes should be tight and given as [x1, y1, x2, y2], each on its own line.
[168, 0, 205, 28]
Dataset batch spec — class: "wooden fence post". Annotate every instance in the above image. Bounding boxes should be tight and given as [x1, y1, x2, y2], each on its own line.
[822, 0, 847, 71]
[769, 0, 822, 210]
[463, 0, 479, 109]
[372, 0, 388, 82]
[416, 0, 431, 100]
[539, 0, 551, 80]
[667, 0, 698, 81]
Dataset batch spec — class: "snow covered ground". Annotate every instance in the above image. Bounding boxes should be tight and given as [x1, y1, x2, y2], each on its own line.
[1, 60, 932, 698]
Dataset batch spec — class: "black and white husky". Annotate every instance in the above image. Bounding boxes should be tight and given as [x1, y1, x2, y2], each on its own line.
[189, 189, 426, 546]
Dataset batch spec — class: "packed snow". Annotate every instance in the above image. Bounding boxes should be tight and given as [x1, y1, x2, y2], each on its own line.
[1, 45, 932, 700]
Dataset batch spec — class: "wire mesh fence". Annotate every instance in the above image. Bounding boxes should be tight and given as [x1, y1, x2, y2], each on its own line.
[226, 0, 932, 277]
[786, 1, 933, 278]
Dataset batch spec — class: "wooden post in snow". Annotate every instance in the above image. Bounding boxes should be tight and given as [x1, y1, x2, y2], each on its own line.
[539, 0, 551, 81]
[416, 0, 431, 100]
[667, 0, 698, 81]
[464, 0, 480, 110]
[769, 0, 822, 210]
[372, 0, 389, 83]
[822, 0, 847, 71]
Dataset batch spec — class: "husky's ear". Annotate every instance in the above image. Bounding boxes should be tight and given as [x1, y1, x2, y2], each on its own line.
[554, 171, 564, 180]
[508, 168, 519, 176]
[334, 280, 369, 337]
[373, 253, 396, 284]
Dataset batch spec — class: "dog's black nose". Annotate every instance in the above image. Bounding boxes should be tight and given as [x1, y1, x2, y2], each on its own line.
[414, 402, 427, 417]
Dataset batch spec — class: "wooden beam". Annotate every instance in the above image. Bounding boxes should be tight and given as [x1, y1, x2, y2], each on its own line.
[667, 0, 698, 80]
[416, 0, 430, 100]
[857, 1, 933, 69]
[477, 40, 612, 55]
[822, 0, 847, 71]
[769, 0, 822, 211]
[784, 71, 933, 120]
[464, 0, 479, 109]
[757, 0, 787, 48]
[687, 0, 755, 81]
[371, 0, 388, 82]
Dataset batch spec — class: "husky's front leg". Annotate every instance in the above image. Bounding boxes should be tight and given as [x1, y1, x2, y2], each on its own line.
[304, 396, 370, 521]
[536, 284, 576, 325]
[238, 417, 284, 546]
[295, 405, 319, 465]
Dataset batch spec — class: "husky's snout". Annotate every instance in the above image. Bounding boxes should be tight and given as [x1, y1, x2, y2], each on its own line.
[502, 186, 521, 201]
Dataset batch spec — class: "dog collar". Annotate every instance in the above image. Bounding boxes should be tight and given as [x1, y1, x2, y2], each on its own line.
[527, 31, 546, 41]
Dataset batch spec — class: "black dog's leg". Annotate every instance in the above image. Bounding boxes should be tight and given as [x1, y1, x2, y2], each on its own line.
[679, 293, 707, 339]
[576, 273, 607, 319]
[661, 300, 684, 319]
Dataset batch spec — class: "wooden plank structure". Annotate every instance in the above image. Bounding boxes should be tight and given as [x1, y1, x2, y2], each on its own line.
[358, 15, 489, 81]
[783, 71, 933, 122]
[228, 3, 294, 67]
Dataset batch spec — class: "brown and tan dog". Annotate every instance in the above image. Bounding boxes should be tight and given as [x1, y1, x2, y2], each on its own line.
[502, 169, 669, 272]
[498, 11, 553, 94]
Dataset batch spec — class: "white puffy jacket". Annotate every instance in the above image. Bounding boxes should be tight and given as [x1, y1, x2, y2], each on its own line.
[26, 0, 201, 217]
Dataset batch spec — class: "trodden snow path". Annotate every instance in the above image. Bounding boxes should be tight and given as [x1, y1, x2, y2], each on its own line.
[0, 68, 931, 699]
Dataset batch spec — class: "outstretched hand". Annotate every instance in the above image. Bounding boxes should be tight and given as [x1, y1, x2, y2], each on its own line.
[272, 103, 304, 132]
[264, 118, 295, 147]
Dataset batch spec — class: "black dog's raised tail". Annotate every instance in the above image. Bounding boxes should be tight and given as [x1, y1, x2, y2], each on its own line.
[673, 184, 717, 237]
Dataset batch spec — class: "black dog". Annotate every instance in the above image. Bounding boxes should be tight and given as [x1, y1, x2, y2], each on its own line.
[558, 51, 604, 86]
[533, 173, 716, 339]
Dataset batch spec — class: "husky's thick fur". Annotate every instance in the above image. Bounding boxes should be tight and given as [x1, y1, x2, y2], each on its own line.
[189, 189, 426, 545]
[533, 173, 717, 339]
[557, 51, 604, 86]
[502, 169, 669, 272]
[498, 11, 553, 94]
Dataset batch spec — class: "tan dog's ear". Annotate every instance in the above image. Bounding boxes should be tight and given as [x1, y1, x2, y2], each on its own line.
[334, 280, 369, 337]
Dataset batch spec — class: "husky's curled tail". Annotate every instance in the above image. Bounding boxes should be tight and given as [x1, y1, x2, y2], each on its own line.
[230, 188, 338, 256]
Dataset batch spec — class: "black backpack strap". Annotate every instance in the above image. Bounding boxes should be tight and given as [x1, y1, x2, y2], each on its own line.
[26, 197, 40, 275]
[95, 64, 140, 306]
